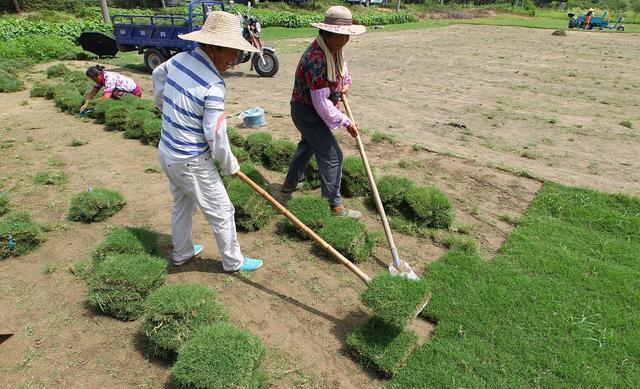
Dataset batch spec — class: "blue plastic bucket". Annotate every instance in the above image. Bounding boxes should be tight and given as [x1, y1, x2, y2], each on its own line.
[242, 107, 265, 128]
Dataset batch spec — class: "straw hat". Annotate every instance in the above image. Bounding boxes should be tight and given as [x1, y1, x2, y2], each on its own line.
[311, 6, 366, 36]
[178, 11, 258, 53]
[588, 8, 594, 12]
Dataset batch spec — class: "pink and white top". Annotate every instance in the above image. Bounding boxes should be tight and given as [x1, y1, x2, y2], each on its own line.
[95, 71, 138, 94]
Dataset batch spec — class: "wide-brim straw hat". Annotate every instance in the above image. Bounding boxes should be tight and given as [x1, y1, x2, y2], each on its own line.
[178, 11, 258, 53]
[311, 6, 366, 36]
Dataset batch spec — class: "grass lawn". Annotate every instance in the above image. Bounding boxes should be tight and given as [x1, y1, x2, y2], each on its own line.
[461, 14, 640, 32]
[388, 182, 640, 388]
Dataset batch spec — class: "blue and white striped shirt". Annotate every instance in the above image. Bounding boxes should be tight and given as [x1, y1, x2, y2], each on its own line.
[152, 47, 239, 175]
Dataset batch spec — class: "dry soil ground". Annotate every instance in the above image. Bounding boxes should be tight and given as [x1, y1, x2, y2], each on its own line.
[0, 24, 638, 388]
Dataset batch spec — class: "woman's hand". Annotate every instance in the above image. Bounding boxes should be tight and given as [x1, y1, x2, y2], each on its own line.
[80, 101, 89, 112]
[346, 121, 358, 138]
[341, 83, 351, 97]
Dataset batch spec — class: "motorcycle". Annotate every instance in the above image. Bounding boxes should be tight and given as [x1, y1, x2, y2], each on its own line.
[234, 3, 279, 77]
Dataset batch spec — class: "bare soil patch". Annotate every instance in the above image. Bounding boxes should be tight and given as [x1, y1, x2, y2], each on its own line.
[2, 24, 637, 388]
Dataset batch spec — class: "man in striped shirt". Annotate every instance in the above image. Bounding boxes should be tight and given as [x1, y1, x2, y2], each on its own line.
[152, 11, 263, 272]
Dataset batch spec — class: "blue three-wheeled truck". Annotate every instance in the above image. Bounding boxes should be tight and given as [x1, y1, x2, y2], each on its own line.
[79, 0, 279, 77]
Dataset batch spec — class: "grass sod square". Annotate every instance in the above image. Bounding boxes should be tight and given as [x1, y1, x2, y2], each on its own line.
[226, 177, 274, 231]
[341, 156, 370, 197]
[141, 283, 229, 359]
[222, 163, 268, 189]
[387, 182, 640, 388]
[141, 117, 162, 146]
[361, 272, 430, 328]
[0, 69, 23, 93]
[0, 211, 45, 259]
[30, 81, 49, 98]
[104, 104, 132, 131]
[171, 322, 267, 389]
[124, 109, 156, 139]
[244, 132, 272, 162]
[278, 195, 331, 238]
[90, 99, 120, 123]
[346, 316, 419, 376]
[45, 64, 70, 79]
[317, 216, 374, 263]
[33, 170, 68, 186]
[231, 145, 251, 164]
[0, 192, 9, 216]
[263, 139, 296, 172]
[68, 188, 126, 223]
[404, 184, 454, 229]
[227, 127, 245, 147]
[87, 253, 166, 321]
[91, 226, 161, 262]
[374, 175, 414, 215]
[53, 88, 84, 114]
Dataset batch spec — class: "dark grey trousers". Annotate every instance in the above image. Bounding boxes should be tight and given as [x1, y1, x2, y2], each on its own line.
[285, 102, 343, 208]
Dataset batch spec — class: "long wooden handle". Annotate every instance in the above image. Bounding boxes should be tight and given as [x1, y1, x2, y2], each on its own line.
[235, 171, 372, 284]
[342, 96, 402, 268]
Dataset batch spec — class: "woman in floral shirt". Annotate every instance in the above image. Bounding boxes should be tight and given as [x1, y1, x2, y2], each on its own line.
[283, 6, 366, 219]
[80, 65, 142, 112]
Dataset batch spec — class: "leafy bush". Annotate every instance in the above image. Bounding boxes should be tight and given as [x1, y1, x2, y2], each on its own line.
[0, 193, 9, 216]
[0, 211, 45, 259]
[263, 140, 296, 173]
[244, 132, 272, 162]
[226, 177, 274, 232]
[171, 322, 267, 389]
[92, 226, 161, 262]
[361, 272, 430, 328]
[68, 188, 126, 223]
[141, 283, 229, 359]
[142, 117, 162, 146]
[0, 15, 110, 42]
[346, 316, 419, 376]
[0, 70, 24, 93]
[227, 127, 245, 147]
[279, 195, 330, 238]
[231, 145, 251, 164]
[375, 176, 414, 215]
[46, 64, 69, 78]
[318, 217, 373, 263]
[124, 109, 156, 139]
[30, 81, 49, 97]
[405, 185, 453, 229]
[341, 156, 370, 198]
[86, 253, 166, 320]
[33, 170, 68, 186]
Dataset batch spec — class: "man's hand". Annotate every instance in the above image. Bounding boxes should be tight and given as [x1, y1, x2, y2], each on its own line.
[80, 101, 89, 112]
[346, 121, 358, 138]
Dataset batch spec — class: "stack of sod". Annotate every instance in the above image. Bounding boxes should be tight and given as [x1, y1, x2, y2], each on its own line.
[141, 117, 162, 146]
[227, 127, 245, 147]
[0, 69, 23, 93]
[124, 109, 157, 140]
[171, 322, 267, 389]
[68, 188, 126, 223]
[53, 87, 84, 114]
[30, 82, 49, 98]
[318, 217, 374, 263]
[263, 139, 296, 172]
[91, 99, 120, 124]
[104, 95, 141, 131]
[141, 283, 229, 359]
[92, 226, 161, 262]
[244, 132, 272, 162]
[87, 253, 166, 320]
[346, 316, 419, 376]
[278, 195, 330, 238]
[46, 64, 70, 79]
[0, 211, 45, 259]
[231, 145, 251, 164]
[375, 176, 414, 215]
[0, 192, 9, 216]
[225, 176, 274, 232]
[341, 156, 370, 197]
[360, 272, 430, 328]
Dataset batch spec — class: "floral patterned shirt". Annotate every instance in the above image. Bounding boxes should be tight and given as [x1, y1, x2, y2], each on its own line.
[291, 39, 352, 107]
[95, 71, 138, 94]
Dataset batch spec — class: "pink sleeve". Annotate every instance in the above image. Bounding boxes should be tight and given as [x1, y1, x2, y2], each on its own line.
[343, 63, 352, 87]
[310, 88, 352, 130]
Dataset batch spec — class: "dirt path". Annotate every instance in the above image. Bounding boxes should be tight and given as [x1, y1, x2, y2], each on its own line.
[2, 23, 636, 388]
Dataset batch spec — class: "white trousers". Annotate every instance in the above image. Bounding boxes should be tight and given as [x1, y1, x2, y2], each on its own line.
[158, 151, 244, 271]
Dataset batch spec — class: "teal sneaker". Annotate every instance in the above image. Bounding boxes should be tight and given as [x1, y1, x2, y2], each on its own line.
[238, 257, 263, 272]
[172, 244, 203, 266]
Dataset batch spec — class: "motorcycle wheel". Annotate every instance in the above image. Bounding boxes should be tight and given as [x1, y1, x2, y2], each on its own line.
[617, 25, 624, 31]
[252, 51, 279, 77]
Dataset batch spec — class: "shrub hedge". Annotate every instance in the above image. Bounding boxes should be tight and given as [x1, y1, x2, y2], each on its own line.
[346, 316, 419, 376]
[92, 226, 161, 262]
[87, 253, 166, 320]
[341, 156, 370, 197]
[141, 283, 229, 359]
[361, 272, 430, 328]
[318, 217, 373, 263]
[171, 322, 267, 389]
[0, 211, 45, 259]
[68, 188, 126, 223]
